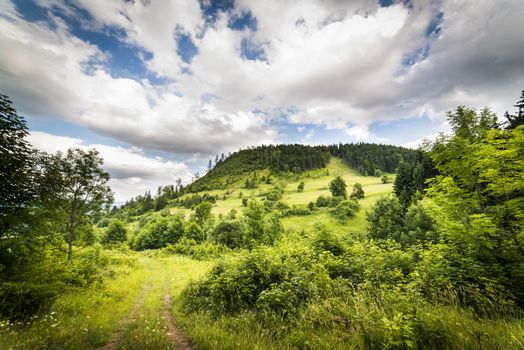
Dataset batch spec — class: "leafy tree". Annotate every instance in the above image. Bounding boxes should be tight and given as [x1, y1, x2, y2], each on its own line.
[53, 149, 113, 261]
[367, 197, 436, 247]
[350, 183, 364, 199]
[101, 220, 127, 244]
[210, 220, 244, 249]
[381, 175, 390, 184]
[243, 199, 265, 245]
[329, 176, 347, 199]
[297, 181, 305, 192]
[133, 216, 185, 250]
[193, 201, 213, 225]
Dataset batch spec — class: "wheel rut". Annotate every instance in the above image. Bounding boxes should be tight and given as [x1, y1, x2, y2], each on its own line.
[163, 282, 192, 350]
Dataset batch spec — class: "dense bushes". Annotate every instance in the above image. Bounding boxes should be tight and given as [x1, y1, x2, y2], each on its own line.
[210, 221, 244, 249]
[101, 220, 127, 245]
[132, 216, 185, 250]
[182, 243, 331, 318]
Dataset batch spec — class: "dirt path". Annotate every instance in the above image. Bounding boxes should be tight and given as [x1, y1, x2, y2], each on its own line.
[100, 267, 152, 350]
[163, 283, 192, 350]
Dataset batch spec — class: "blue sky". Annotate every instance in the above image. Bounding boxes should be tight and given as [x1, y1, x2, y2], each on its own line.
[1, 0, 523, 201]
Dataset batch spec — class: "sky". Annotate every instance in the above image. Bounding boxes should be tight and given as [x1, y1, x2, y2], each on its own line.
[1, 0, 523, 203]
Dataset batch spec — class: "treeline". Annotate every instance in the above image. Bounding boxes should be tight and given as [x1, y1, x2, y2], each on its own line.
[326, 142, 419, 175]
[187, 144, 331, 192]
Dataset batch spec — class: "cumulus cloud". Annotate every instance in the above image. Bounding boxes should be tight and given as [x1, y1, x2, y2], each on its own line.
[0, 3, 277, 156]
[28, 131, 192, 202]
[1, 0, 523, 163]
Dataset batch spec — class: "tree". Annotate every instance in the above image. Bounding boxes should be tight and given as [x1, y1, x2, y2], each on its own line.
[193, 201, 213, 225]
[101, 220, 127, 244]
[0, 94, 36, 236]
[381, 175, 390, 184]
[297, 181, 305, 192]
[211, 220, 244, 249]
[505, 90, 524, 129]
[243, 199, 265, 245]
[329, 176, 347, 199]
[350, 183, 364, 199]
[54, 148, 113, 261]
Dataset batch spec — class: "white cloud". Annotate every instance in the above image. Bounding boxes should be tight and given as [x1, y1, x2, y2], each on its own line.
[0, 3, 277, 156]
[28, 131, 192, 202]
[1, 0, 523, 169]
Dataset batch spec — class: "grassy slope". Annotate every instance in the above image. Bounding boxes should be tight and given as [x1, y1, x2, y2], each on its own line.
[171, 157, 395, 236]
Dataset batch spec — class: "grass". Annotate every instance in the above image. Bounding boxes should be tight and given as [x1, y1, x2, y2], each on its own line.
[171, 294, 524, 350]
[0, 252, 212, 350]
[167, 157, 395, 236]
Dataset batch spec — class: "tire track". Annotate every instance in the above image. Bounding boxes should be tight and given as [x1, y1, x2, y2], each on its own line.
[163, 282, 192, 350]
[101, 265, 152, 350]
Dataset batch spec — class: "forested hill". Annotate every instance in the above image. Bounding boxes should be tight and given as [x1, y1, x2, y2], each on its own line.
[186, 143, 419, 192]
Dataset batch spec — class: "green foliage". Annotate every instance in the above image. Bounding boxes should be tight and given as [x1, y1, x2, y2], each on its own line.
[393, 151, 435, 207]
[316, 195, 331, 207]
[181, 244, 330, 319]
[192, 201, 213, 225]
[265, 184, 285, 201]
[328, 143, 419, 175]
[381, 174, 390, 183]
[210, 220, 244, 249]
[350, 182, 365, 199]
[132, 216, 185, 250]
[297, 181, 304, 192]
[334, 199, 360, 221]
[367, 197, 437, 247]
[312, 225, 345, 256]
[185, 221, 206, 243]
[101, 220, 127, 245]
[243, 200, 266, 246]
[329, 176, 347, 199]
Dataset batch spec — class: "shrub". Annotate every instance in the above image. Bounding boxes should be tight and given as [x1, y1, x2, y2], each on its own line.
[133, 216, 185, 250]
[297, 181, 304, 192]
[210, 220, 244, 249]
[185, 221, 206, 243]
[284, 204, 312, 216]
[334, 199, 360, 221]
[181, 244, 330, 318]
[101, 220, 127, 245]
[350, 182, 365, 199]
[316, 195, 331, 207]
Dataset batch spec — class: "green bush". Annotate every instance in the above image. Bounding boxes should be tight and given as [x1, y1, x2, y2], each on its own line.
[316, 195, 331, 207]
[181, 244, 331, 318]
[334, 199, 360, 221]
[0, 282, 61, 320]
[133, 216, 185, 250]
[210, 220, 244, 249]
[350, 182, 365, 199]
[101, 220, 127, 245]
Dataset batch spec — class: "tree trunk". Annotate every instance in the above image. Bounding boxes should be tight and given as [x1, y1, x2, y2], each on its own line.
[67, 229, 73, 261]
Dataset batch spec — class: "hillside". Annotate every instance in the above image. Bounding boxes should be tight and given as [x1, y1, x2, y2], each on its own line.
[2, 96, 523, 349]
[184, 143, 418, 193]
